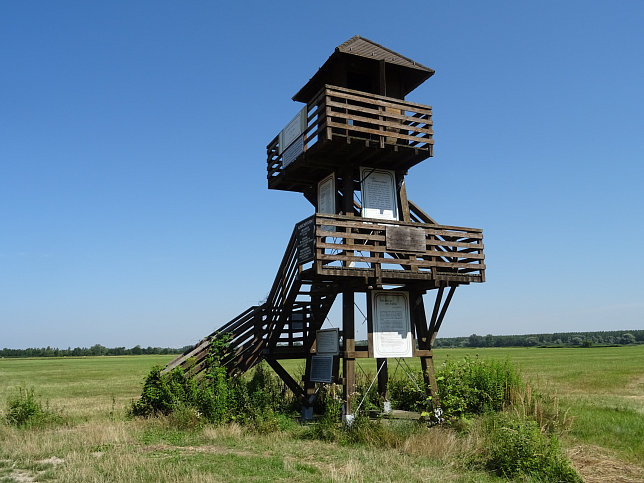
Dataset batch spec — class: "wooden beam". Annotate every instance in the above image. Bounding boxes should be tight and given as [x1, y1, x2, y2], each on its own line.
[265, 357, 305, 399]
[430, 286, 456, 346]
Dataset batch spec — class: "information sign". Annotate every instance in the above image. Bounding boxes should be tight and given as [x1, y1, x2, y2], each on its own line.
[310, 355, 334, 383]
[317, 173, 336, 232]
[360, 167, 398, 221]
[386, 225, 426, 252]
[279, 106, 307, 154]
[315, 328, 339, 355]
[281, 134, 304, 168]
[295, 216, 316, 265]
[371, 290, 412, 358]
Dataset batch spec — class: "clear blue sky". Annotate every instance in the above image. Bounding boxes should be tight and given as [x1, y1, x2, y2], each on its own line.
[2, 1, 643, 349]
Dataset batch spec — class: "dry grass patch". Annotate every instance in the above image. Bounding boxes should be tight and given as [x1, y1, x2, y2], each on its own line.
[401, 426, 475, 461]
[567, 444, 644, 483]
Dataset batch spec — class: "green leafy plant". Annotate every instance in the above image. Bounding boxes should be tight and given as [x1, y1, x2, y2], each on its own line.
[131, 336, 299, 427]
[473, 413, 581, 481]
[436, 356, 522, 419]
[4, 387, 63, 428]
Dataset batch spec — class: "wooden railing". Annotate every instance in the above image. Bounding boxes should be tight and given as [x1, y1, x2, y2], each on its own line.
[163, 227, 339, 376]
[305, 213, 485, 285]
[267, 85, 434, 183]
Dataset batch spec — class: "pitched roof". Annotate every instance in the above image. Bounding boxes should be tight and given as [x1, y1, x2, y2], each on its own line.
[293, 36, 434, 102]
[336, 36, 434, 74]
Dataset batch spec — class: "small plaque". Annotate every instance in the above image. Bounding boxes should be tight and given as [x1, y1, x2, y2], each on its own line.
[295, 216, 316, 264]
[386, 225, 426, 252]
[282, 134, 304, 168]
[316, 328, 339, 355]
[310, 355, 333, 383]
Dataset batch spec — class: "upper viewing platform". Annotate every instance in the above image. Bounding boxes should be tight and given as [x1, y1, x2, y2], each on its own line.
[267, 36, 435, 193]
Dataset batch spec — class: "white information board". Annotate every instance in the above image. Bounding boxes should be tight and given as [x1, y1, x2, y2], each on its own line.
[279, 106, 307, 154]
[371, 290, 412, 358]
[281, 134, 304, 168]
[310, 355, 334, 383]
[360, 167, 398, 221]
[316, 328, 339, 355]
[317, 173, 336, 232]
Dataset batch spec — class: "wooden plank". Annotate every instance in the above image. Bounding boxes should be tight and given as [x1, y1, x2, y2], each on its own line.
[326, 101, 435, 134]
[315, 213, 483, 234]
[432, 286, 456, 341]
[325, 85, 434, 112]
[315, 266, 483, 283]
[316, 244, 485, 262]
[317, 237, 484, 252]
[327, 120, 434, 144]
[317, 253, 486, 270]
[342, 350, 371, 359]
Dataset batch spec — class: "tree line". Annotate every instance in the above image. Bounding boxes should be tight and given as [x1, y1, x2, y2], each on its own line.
[0, 344, 191, 358]
[2, 329, 642, 358]
[433, 329, 643, 348]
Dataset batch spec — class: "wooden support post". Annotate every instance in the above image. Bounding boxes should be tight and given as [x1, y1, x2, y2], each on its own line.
[341, 166, 356, 415]
[377, 358, 388, 400]
[419, 352, 438, 407]
[397, 176, 411, 223]
[410, 290, 439, 408]
[343, 290, 356, 415]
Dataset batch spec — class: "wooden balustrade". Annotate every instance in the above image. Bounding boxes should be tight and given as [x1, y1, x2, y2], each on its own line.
[267, 85, 434, 192]
[303, 213, 485, 285]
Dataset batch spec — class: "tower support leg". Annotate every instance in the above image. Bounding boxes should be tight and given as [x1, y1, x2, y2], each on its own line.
[342, 290, 355, 416]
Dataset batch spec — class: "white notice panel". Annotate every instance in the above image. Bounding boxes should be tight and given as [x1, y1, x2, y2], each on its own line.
[316, 328, 339, 355]
[371, 290, 412, 358]
[310, 355, 334, 383]
[360, 167, 399, 221]
[317, 173, 336, 232]
[279, 106, 307, 154]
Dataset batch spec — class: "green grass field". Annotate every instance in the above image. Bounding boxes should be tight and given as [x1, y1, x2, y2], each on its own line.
[0, 346, 642, 481]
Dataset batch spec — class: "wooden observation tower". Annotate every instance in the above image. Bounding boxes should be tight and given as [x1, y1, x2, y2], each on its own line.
[166, 36, 485, 418]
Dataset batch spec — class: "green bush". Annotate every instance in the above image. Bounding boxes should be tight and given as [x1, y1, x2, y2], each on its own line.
[437, 356, 522, 419]
[475, 413, 581, 481]
[378, 357, 522, 420]
[388, 376, 431, 413]
[5, 387, 62, 428]
[131, 336, 299, 427]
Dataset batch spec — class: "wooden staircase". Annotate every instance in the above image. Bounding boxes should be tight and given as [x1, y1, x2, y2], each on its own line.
[163, 227, 340, 377]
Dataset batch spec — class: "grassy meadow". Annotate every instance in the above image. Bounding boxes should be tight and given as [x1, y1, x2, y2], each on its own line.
[0, 345, 642, 482]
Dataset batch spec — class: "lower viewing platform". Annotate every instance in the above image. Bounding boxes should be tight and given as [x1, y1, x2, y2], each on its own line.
[297, 213, 485, 288]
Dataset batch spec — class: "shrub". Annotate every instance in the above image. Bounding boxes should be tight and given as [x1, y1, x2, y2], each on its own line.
[131, 337, 299, 427]
[4, 387, 63, 428]
[130, 365, 196, 417]
[437, 356, 522, 419]
[388, 375, 431, 414]
[474, 413, 581, 481]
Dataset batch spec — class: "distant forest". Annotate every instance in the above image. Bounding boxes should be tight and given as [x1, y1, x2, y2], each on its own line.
[1, 330, 642, 358]
[433, 329, 643, 348]
[0, 344, 190, 358]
